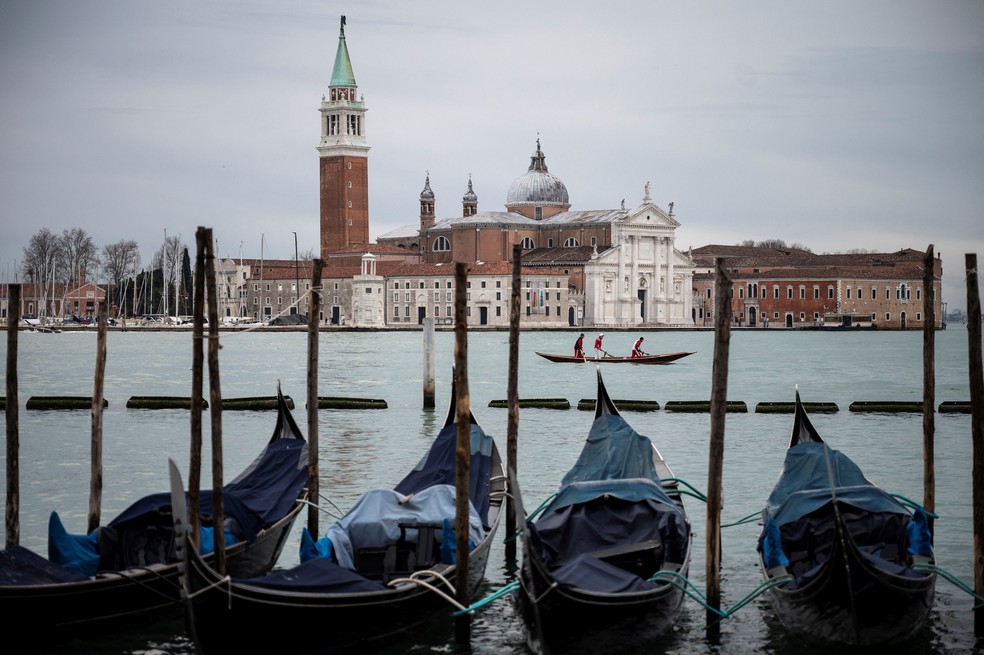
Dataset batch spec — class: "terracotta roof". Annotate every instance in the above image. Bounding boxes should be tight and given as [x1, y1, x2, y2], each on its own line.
[521, 246, 601, 265]
[386, 261, 560, 278]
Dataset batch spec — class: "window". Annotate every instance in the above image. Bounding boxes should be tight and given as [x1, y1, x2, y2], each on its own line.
[886, 288, 890, 300]
[799, 287, 805, 299]
[446, 291, 452, 301]
[916, 288, 922, 300]
[496, 306, 502, 317]
[739, 288, 744, 300]
[435, 306, 440, 317]
[434, 281, 440, 288]
[496, 292, 501, 300]
[886, 312, 891, 321]
[433, 236, 450, 251]
[828, 287, 834, 299]
[564, 237, 580, 247]
[535, 207, 542, 220]
[393, 306, 399, 318]
[405, 282, 411, 289]
[774, 286, 779, 299]
[446, 305, 451, 316]
[419, 282, 424, 289]
[591, 237, 597, 246]
[446, 281, 452, 288]
[405, 306, 411, 317]
[526, 306, 531, 316]
[365, 287, 372, 294]
[871, 287, 877, 300]
[481, 281, 486, 288]
[496, 281, 501, 288]
[546, 306, 550, 316]
[547, 238, 554, 247]
[405, 292, 411, 302]
[847, 287, 852, 299]
[799, 312, 805, 320]
[787, 287, 793, 299]
[520, 237, 535, 249]
[707, 289, 712, 299]
[813, 287, 819, 299]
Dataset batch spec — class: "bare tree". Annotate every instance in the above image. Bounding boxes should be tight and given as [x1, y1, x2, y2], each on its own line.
[102, 240, 141, 316]
[61, 228, 98, 288]
[788, 242, 814, 253]
[757, 239, 788, 249]
[151, 234, 183, 316]
[21, 227, 64, 319]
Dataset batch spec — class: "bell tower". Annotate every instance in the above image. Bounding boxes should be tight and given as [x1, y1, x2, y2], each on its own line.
[318, 16, 370, 259]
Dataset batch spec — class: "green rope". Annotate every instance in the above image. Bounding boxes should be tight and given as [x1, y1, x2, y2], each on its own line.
[888, 493, 939, 519]
[912, 562, 984, 604]
[525, 493, 557, 522]
[722, 511, 760, 528]
[661, 477, 708, 502]
[647, 570, 725, 618]
[451, 580, 520, 617]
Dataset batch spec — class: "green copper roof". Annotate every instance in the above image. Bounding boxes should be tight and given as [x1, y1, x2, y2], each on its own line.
[330, 20, 357, 88]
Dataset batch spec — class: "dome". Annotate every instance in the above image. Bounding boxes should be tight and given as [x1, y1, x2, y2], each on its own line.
[462, 176, 477, 202]
[419, 174, 434, 200]
[505, 140, 569, 208]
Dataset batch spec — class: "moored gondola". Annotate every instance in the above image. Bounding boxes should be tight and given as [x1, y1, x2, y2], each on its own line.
[170, 384, 505, 655]
[0, 384, 308, 637]
[513, 367, 692, 654]
[757, 389, 936, 646]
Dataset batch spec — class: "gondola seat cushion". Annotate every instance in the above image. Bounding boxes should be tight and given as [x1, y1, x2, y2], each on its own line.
[48, 511, 100, 577]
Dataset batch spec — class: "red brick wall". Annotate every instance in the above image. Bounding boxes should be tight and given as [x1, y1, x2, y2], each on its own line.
[320, 155, 369, 258]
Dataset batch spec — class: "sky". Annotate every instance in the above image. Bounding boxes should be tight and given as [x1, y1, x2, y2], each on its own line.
[1, 1, 982, 311]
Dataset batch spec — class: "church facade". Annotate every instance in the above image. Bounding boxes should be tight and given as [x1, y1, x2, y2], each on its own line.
[320, 17, 695, 328]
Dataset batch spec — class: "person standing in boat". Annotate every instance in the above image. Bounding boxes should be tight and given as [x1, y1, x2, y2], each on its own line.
[574, 333, 585, 358]
[594, 333, 605, 359]
[630, 336, 645, 358]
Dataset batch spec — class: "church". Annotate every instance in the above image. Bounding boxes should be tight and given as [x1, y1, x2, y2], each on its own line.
[317, 17, 695, 327]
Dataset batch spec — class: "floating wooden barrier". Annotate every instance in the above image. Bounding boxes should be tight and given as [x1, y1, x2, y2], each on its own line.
[224, 396, 295, 411]
[27, 396, 108, 410]
[755, 401, 839, 414]
[317, 396, 387, 409]
[938, 401, 971, 414]
[849, 401, 923, 413]
[664, 400, 747, 413]
[126, 396, 208, 409]
[576, 399, 660, 412]
[488, 398, 570, 410]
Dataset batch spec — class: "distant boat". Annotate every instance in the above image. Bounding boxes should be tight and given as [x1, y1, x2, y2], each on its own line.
[535, 351, 693, 365]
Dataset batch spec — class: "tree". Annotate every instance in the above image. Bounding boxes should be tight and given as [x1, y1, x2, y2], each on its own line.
[21, 227, 63, 318]
[61, 228, 98, 288]
[151, 235, 183, 316]
[101, 240, 141, 317]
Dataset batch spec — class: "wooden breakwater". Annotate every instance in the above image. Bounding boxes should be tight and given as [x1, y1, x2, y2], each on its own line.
[26, 396, 108, 410]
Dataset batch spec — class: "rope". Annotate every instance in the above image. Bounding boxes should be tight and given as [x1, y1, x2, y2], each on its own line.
[525, 493, 557, 522]
[660, 477, 708, 502]
[385, 570, 468, 612]
[722, 511, 761, 528]
[912, 562, 984, 606]
[452, 580, 520, 616]
[888, 493, 940, 519]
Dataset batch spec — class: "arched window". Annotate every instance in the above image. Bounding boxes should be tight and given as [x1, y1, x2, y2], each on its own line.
[519, 237, 535, 250]
[564, 237, 580, 247]
[433, 236, 450, 251]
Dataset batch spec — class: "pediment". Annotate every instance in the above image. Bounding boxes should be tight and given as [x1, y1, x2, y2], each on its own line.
[624, 203, 679, 228]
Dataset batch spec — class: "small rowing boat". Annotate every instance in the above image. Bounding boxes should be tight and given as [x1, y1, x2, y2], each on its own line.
[535, 351, 693, 365]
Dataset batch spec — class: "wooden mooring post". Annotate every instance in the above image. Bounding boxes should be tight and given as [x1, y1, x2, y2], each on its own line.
[423, 317, 436, 410]
[505, 244, 521, 562]
[5, 284, 20, 550]
[453, 261, 472, 644]
[706, 258, 732, 638]
[922, 245, 936, 536]
[188, 227, 207, 546]
[203, 228, 226, 575]
[307, 258, 323, 538]
[87, 299, 108, 533]
[966, 253, 983, 638]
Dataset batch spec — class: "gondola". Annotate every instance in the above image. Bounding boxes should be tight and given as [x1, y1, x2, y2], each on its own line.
[513, 367, 692, 654]
[170, 384, 505, 655]
[757, 389, 936, 646]
[0, 384, 308, 636]
[535, 351, 693, 365]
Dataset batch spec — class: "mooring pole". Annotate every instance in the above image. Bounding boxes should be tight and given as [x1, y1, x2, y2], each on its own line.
[87, 299, 108, 533]
[189, 227, 207, 547]
[307, 258, 323, 539]
[922, 244, 936, 536]
[505, 244, 521, 562]
[453, 261, 472, 644]
[706, 258, 732, 638]
[966, 253, 983, 638]
[5, 284, 20, 550]
[423, 316, 436, 410]
[203, 228, 226, 575]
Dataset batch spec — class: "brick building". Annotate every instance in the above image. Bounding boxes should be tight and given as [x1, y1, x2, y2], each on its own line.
[691, 246, 943, 329]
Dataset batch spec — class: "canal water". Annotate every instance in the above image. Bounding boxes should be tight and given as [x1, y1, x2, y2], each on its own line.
[1, 325, 980, 654]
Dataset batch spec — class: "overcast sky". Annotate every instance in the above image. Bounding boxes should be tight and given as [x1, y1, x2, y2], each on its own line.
[1, 1, 982, 310]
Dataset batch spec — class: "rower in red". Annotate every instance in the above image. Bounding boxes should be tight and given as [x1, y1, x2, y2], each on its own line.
[574, 333, 585, 358]
[630, 336, 645, 358]
[594, 333, 605, 359]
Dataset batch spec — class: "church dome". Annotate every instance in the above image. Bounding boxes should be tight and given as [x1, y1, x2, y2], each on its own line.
[505, 140, 569, 208]
[419, 174, 434, 200]
[462, 176, 477, 202]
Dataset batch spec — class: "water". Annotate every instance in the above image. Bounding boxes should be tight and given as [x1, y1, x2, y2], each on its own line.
[2, 326, 981, 654]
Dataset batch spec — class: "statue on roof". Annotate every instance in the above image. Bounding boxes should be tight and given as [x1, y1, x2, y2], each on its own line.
[644, 181, 651, 202]
[621, 199, 626, 211]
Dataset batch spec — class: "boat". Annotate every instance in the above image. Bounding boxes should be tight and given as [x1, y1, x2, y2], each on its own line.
[170, 384, 506, 655]
[0, 384, 308, 637]
[513, 367, 693, 654]
[535, 351, 694, 364]
[757, 389, 936, 646]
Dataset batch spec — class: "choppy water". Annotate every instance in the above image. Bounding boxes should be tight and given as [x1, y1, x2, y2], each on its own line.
[1, 326, 981, 654]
